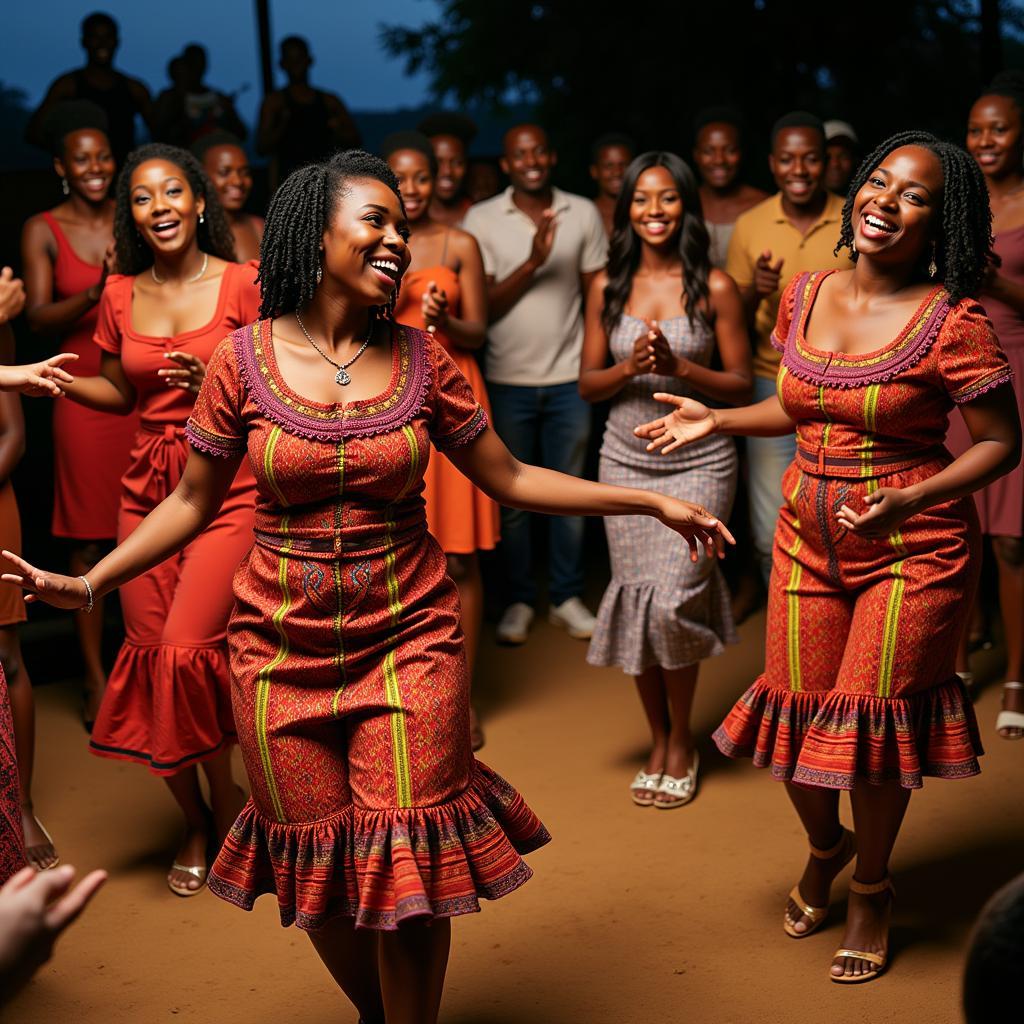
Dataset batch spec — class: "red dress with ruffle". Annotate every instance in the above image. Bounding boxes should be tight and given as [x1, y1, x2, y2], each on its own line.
[40, 211, 137, 540]
[0, 667, 25, 884]
[88, 262, 259, 774]
[714, 270, 1013, 789]
[186, 320, 548, 930]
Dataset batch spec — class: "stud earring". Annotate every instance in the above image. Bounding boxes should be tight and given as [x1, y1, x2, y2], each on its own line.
[928, 242, 938, 279]
[61, 178, 70, 196]
[198, 212, 205, 225]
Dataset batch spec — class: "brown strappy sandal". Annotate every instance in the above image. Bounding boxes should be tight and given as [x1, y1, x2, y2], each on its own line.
[783, 828, 856, 938]
[830, 875, 895, 984]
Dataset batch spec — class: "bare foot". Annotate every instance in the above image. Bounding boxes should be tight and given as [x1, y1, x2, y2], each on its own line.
[20, 805, 58, 871]
[831, 884, 893, 980]
[784, 829, 854, 935]
[998, 682, 1024, 740]
[168, 824, 210, 895]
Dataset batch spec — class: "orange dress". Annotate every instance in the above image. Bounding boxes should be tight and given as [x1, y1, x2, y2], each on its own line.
[394, 265, 499, 554]
[88, 262, 259, 774]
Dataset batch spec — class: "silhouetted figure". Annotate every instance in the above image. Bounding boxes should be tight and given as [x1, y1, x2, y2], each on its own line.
[964, 873, 1024, 1023]
[257, 36, 360, 190]
[25, 12, 152, 167]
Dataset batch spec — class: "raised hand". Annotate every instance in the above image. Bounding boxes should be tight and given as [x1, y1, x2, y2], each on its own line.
[0, 550, 91, 609]
[634, 393, 718, 454]
[421, 280, 449, 335]
[753, 250, 784, 299]
[528, 209, 558, 270]
[836, 487, 921, 539]
[0, 353, 78, 398]
[645, 319, 679, 376]
[0, 268, 26, 324]
[158, 351, 206, 394]
[657, 498, 735, 561]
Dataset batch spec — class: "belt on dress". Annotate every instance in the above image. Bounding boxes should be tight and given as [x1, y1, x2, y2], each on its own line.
[796, 445, 945, 477]
[253, 522, 427, 559]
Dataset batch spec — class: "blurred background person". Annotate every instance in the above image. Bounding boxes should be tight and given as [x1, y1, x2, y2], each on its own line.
[465, 157, 503, 204]
[589, 133, 635, 237]
[824, 119, 859, 196]
[192, 132, 263, 262]
[257, 36, 360, 191]
[963, 872, 1024, 1024]
[419, 111, 477, 227]
[20, 102, 136, 732]
[25, 11, 152, 168]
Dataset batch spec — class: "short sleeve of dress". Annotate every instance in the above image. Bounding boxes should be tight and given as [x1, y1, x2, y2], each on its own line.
[769, 274, 802, 354]
[227, 260, 262, 328]
[427, 338, 489, 451]
[186, 336, 247, 456]
[93, 275, 130, 354]
[936, 299, 1014, 404]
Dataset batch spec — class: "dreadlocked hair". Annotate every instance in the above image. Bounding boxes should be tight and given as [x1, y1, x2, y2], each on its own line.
[258, 149, 405, 320]
[602, 151, 711, 335]
[114, 143, 236, 275]
[834, 131, 993, 305]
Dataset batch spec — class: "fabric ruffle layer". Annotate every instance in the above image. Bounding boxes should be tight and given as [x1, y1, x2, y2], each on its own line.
[208, 761, 551, 931]
[712, 674, 982, 790]
[587, 575, 736, 677]
[88, 641, 236, 776]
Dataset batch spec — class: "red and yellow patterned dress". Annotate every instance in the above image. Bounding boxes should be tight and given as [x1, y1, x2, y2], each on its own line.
[186, 320, 548, 930]
[714, 270, 1013, 789]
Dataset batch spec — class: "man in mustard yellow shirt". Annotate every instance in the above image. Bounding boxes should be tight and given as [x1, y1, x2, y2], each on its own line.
[725, 112, 854, 581]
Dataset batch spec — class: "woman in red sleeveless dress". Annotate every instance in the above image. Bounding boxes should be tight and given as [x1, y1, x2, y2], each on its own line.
[21, 104, 136, 731]
[385, 133, 497, 748]
[59, 144, 257, 897]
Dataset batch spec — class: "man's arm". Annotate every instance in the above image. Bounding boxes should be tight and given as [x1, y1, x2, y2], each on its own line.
[483, 209, 557, 322]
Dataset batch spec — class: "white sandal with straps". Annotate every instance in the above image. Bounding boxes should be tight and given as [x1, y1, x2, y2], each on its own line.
[997, 681, 1024, 740]
[630, 769, 663, 807]
[653, 751, 699, 810]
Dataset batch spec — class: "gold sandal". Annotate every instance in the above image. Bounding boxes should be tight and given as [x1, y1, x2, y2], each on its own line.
[167, 862, 208, 898]
[830, 875, 894, 984]
[783, 828, 856, 938]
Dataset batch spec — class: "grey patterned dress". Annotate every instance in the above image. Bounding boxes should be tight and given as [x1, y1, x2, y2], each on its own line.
[587, 314, 738, 676]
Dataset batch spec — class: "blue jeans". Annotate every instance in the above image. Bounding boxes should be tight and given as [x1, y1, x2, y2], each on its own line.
[748, 374, 797, 584]
[488, 381, 591, 606]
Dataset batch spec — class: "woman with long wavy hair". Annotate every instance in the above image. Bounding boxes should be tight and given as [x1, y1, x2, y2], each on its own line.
[55, 143, 257, 897]
[580, 151, 752, 808]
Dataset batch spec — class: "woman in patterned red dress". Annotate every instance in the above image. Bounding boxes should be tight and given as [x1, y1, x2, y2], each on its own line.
[637, 133, 1021, 983]
[1, 150, 732, 1024]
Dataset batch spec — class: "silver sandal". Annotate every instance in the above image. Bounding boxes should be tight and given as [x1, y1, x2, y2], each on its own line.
[997, 681, 1024, 740]
[654, 751, 700, 809]
[630, 769, 663, 807]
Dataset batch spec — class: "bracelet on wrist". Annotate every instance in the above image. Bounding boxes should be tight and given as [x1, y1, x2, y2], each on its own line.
[78, 575, 95, 613]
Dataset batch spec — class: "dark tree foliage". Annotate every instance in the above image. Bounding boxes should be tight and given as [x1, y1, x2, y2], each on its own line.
[382, 1, 1024, 192]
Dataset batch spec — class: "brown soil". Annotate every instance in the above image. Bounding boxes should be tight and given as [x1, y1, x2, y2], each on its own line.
[5, 610, 1019, 1023]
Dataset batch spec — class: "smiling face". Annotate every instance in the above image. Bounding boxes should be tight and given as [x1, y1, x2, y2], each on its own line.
[967, 94, 1024, 181]
[56, 128, 115, 204]
[501, 125, 555, 195]
[201, 143, 252, 213]
[591, 144, 633, 200]
[430, 134, 467, 203]
[852, 145, 943, 269]
[320, 177, 411, 307]
[387, 148, 434, 223]
[825, 139, 856, 194]
[629, 165, 683, 247]
[694, 123, 742, 190]
[82, 19, 117, 66]
[129, 158, 204, 256]
[769, 126, 826, 206]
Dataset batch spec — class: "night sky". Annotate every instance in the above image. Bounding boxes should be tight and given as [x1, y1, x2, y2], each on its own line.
[5, 0, 442, 120]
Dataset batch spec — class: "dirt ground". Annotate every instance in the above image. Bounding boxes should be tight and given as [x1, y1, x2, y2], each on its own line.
[4, 609, 1020, 1023]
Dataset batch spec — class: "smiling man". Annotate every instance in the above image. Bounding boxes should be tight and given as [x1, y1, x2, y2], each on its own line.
[725, 111, 853, 583]
[463, 123, 607, 646]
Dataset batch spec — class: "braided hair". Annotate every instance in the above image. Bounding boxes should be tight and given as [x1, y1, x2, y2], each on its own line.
[602, 151, 711, 335]
[114, 143, 236, 275]
[258, 149, 405, 320]
[834, 131, 993, 305]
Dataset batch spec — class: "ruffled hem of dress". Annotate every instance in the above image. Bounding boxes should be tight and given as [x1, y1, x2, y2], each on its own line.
[586, 578, 737, 676]
[712, 674, 982, 790]
[88, 641, 236, 776]
[208, 760, 551, 931]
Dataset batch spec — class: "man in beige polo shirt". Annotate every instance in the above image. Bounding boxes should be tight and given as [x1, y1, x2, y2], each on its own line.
[726, 111, 853, 582]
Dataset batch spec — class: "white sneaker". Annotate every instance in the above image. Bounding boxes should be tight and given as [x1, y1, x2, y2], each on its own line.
[548, 597, 597, 640]
[496, 602, 534, 645]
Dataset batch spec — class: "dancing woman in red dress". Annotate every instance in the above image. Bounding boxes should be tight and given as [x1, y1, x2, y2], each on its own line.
[56, 144, 257, 897]
[20, 102, 137, 731]
[637, 134, 1021, 983]
[1, 150, 732, 1024]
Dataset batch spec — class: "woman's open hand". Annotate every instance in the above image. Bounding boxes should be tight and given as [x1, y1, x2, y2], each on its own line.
[657, 498, 735, 561]
[634, 393, 717, 454]
[0, 353, 78, 398]
[1, 550, 91, 609]
[159, 351, 206, 394]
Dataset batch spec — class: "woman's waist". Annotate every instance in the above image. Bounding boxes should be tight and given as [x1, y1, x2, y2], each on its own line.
[251, 516, 429, 560]
[794, 442, 949, 479]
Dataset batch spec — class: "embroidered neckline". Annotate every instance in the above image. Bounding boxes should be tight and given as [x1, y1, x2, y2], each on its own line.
[233, 319, 434, 440]
[781, 270, 951, 388]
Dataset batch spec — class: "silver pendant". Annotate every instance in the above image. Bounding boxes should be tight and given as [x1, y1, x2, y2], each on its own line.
[335, 367, 351, 386]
